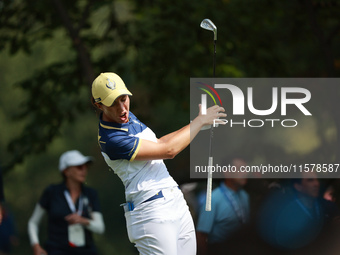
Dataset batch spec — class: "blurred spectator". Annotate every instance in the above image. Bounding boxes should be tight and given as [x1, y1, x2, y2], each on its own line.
[257, 171, 340, 250]
[0, 168, 4, 225]
[0, 204, 19, 254]
[28, 150, 105, 255]
[196, 158, 250, 255]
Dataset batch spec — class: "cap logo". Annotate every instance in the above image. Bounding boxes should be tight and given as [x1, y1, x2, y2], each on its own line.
[106, 78, 116, 90]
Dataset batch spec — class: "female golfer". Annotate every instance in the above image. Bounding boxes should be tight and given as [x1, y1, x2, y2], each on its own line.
[92, 72, 226, 255]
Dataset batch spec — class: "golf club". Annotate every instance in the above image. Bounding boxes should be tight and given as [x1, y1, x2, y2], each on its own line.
[200, 18, 217, 211]
[200, 19, 217, 77]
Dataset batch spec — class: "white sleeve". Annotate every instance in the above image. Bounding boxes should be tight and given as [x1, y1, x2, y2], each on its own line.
[27, 204, 46, 246]
[86, 211, 105, 234]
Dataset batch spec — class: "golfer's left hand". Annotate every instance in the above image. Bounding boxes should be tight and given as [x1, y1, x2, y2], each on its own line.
[199, 104, 226, 125]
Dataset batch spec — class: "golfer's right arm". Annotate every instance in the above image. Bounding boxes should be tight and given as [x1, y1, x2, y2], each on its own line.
[135, 104, 226, 161]
[28, 204, 48, 255]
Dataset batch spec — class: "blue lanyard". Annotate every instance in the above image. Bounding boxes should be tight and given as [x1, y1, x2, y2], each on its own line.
[219, 183, 247, 224]
[295, 196, 320, 220]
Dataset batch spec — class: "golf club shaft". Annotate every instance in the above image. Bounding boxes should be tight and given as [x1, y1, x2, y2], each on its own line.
[205, 156, 213, 211]
[205, 39, 217, 212]
[213, 40, 216, 77]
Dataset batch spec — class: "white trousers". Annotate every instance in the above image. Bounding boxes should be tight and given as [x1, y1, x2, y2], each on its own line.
[125, 187, 196, 255]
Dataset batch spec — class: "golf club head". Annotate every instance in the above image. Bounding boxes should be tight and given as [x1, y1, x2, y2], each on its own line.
[200, 19, 217, 41]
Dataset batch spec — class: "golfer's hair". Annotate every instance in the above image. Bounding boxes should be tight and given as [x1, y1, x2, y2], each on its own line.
[91, 97, 102, 107]
[91, 97, 102, 117]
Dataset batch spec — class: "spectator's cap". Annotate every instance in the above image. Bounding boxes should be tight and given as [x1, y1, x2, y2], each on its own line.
[59, 150, 93, 172]
[92, 72, 132, 107]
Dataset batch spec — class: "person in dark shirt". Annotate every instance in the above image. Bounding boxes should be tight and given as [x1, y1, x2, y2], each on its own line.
[258, 171, 340, 250]
[0, 204, 19, 254]
[0, 168, 4, 225]
[28, 150, 105, 255]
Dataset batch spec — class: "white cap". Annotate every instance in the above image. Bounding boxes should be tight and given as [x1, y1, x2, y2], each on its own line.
[59, 150, 93, 172]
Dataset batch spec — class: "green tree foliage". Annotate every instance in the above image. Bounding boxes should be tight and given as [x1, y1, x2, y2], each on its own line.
[0, 1, 340, 253]
[1, 0, 339, 172]
[0, 0, 133, 171]
[129, 0, 340, 169]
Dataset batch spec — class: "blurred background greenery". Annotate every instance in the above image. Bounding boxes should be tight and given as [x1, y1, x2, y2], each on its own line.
[0, 0, 339, 254]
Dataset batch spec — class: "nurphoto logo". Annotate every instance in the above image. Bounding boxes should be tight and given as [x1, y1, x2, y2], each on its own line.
[196, 80, 312, 128]
[189, 78, 338, 179]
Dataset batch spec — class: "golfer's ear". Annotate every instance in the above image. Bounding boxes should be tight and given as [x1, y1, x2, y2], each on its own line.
[95, 103, 103, 110]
